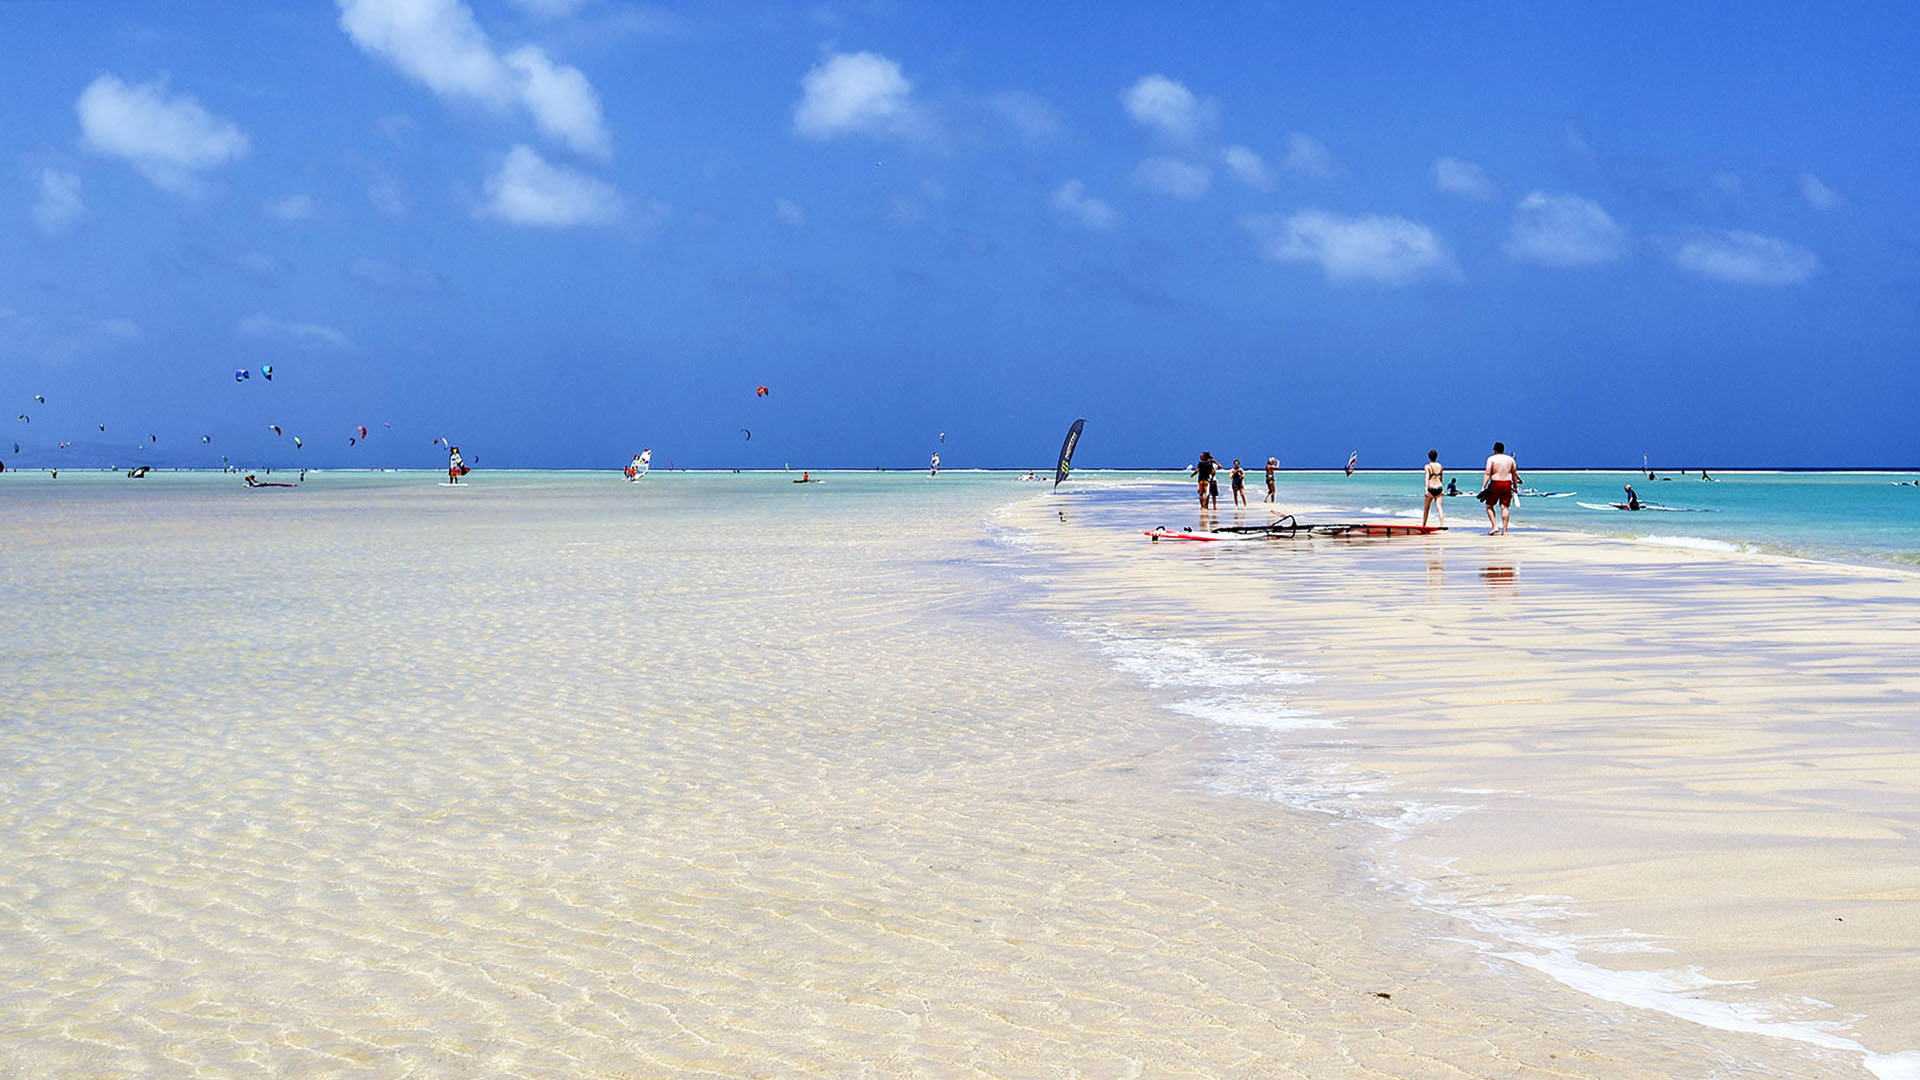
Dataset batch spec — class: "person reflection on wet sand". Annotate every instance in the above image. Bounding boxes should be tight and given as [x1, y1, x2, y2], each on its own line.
[1481, 563, 1516, 590]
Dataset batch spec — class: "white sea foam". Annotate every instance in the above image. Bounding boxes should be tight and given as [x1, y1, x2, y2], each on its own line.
[1634, 534, 1748, 553]
[1054, 594, 1920, 1080]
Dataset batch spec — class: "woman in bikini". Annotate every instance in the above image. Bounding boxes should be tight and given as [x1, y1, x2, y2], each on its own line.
[1421, 449, 1445, 528]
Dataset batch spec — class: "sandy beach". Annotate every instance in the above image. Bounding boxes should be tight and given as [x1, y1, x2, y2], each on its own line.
[1005, 478, 1920, 1077]
[0, 472, 1912, 1077]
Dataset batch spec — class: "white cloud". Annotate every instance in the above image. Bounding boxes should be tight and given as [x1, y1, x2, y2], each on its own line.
[75, 75, 248, 195]
[368, 175, 410, 217]
[235, 252, 288, 278]
[265, 193, 315, 221]
[1671, 230, 1820, 286]
[374, 113, 420, 144]
[0, 309, 141, 361]
[1241, 209, 1455, 286]
[33, 169, 84, 234]
[890, 194, 925, 225]
[1707, 171, 1742, 198]
[337, 0, 611, 157]
[991, 91, 1060, 142]
[793, 51, 920, 141]
[1281, 133, 1338, 179]
[1050, 180, 1117, 231]
[1131, 156, 1211, 200]
[775, 196, 806, 228]
[347, 257, 443, 291]
[1431, 156, 1494, 200]
[503, 45, 611, 157]
[234, 313, 354, 350]
[480, 144, 623, 226]
[1504, 191, 1627, 267]
[1800, 173, 1847, 212]
[99, 317, 141, 343]
[1221, 145, 1272, 190]
[1121, 74, 1215, 144]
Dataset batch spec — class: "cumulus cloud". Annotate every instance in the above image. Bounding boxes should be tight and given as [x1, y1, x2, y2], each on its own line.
[1671, 230, 1820, 285]
[1431, 156, 1494, 200]
[264, 193, 315, 221]
[792, 51, 922, 141]
[775, 196, 806, 228]
[1131, 156, 1211, 200]
[1221, 145, 1272, 190]
[1240, 209, 1455, 286]
[1504, 191, 1627, 267]
[337, 0, 611, 157]
[33, 169, 84, 234]
[503, 45, 611, 157]
[991, 91, 1060, 142]
[75, 75, 248, 195]
[1281, 133, 1339, 179]
[1050, 180, 1117, 231]
[1800, 173, 1846, 212]
[235, 313, 354, 350]
[1121, 74, 1215, 144]
[480, 144, 623, 226]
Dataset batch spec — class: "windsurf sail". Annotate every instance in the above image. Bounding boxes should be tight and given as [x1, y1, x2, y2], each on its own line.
[1345, 450, 1358, 477]
[1054, 418, 1086, 488]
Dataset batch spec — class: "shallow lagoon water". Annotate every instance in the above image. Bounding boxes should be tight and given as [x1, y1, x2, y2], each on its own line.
[2, 468, 1913, 1077]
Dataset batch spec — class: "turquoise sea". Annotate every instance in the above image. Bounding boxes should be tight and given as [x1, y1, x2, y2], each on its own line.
[1067, 468, 1920, 569]
[8, 466, 1913, 567]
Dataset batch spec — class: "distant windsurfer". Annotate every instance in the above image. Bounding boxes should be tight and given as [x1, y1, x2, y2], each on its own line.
[1194, 452, 1219, 509]
[1265, 457, 1277, 502]
[930, 452, 940, 477]
[1230, 459, 1247, 506]
[1422, 449, 1445, 528]
[1482, 441, 1520, 535]
[447, 445, 467, 484]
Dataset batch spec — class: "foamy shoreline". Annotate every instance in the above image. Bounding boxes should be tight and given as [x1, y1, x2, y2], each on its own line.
[1003, 479, 1920, 1078]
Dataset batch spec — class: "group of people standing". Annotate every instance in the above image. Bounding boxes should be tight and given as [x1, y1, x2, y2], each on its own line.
[1192, 453, 1281, 509]
[1194, 442, 1524, 535]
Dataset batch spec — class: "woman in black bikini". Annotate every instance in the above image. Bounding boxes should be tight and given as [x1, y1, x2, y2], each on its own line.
[1421, 449, 1445, 528]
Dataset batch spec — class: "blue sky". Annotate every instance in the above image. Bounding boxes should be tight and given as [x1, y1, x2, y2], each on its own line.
[3, 0, 1916, 470]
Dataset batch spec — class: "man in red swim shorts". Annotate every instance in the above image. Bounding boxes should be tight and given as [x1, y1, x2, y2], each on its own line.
[1482, 441, 1520, 535]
